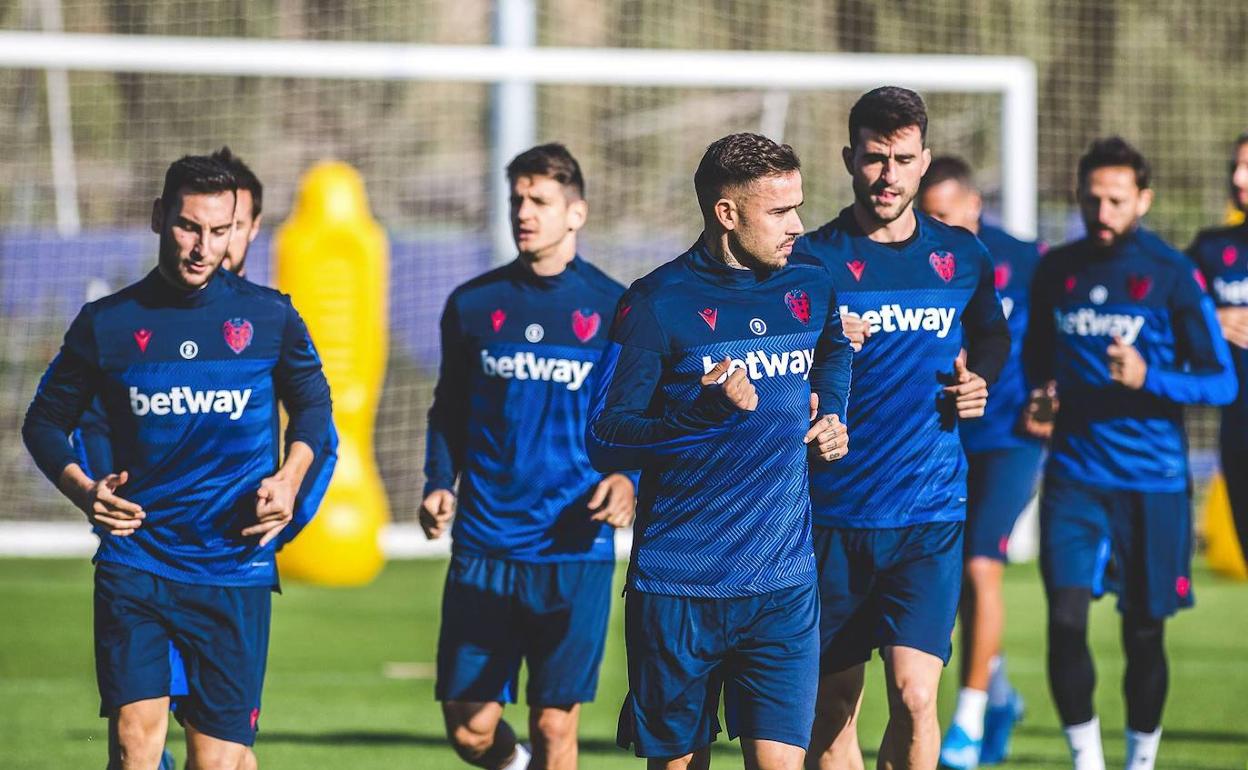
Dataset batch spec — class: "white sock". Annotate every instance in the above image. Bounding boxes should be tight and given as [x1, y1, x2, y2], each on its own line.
[501, 742, 530, 770]
[1125, 728, 1161, 770]
[987, 654, 1011, 706]
[1063, 717, 1105, 770]
[953, 687, 989, 740]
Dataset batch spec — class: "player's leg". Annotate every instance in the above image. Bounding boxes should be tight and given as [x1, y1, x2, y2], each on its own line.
[109, 698, 172, 769]
[1120, 613, 1166, 770]
[723, 581, 819, 770]
[436, 555, 526, 767]
[647, 748, 712, 770]
[808, 526, 875, 770]
[184, 723, 250, 770]
[1219, 429, 1248, 563]
[878, 646, 943, 769]
[520, 560, 614, 770]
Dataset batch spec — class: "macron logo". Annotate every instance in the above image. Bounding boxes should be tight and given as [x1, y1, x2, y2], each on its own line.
[701, 348, 816, 382]
[1213, 277, 1248, 305]
[480, 350, 593, 391]
[840, 304, 957, 339]
[1055, 309, 1144, 345]
[129, 386, 251, 420]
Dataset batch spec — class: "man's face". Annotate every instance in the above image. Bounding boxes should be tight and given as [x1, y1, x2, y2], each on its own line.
[510, 174, 586, 260]
[723, 170, 804, 270]
[919, 178, 982, 233]
[843, 125, 931, 224]
[221, 188, 261, 277]
[1231, 141, 1248, 213]
[1078, 166, 1152, 247]
[152, 189, 236, 290]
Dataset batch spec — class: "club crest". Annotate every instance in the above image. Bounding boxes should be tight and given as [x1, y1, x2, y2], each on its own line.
[222, 318, 254, 354]
[784, 289, 812, 325]
[1223, 245, 1239, 267]
[929, 251, 956, 283]
[1127, 274, 1153, 302]
[571, 309, 601, 343]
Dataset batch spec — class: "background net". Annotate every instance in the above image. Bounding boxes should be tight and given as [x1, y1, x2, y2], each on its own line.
[2, 0, 1245, 522]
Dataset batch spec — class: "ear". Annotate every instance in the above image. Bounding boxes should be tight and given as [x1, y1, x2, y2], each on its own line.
[248, 213, 264, 243]
[1136, 187, 1154, 217]
[713, 197, 738, 232]
[566, 198, 588, 233]
[920, 147, 933, 177]
[969, 190, 984, 222]
[842, 145, 855, 176]
[150, 198, 164, 235]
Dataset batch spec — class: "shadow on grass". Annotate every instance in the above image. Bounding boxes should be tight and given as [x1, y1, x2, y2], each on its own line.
[1014, 723, 1248, 745]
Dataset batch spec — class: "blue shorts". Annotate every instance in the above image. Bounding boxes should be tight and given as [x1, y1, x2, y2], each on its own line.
[1040, 474, 1194, 619]
[616, 581, 819, 758]
[93, 560, 270, 746]
[965, 445, 1043, 561]
[814, 522, 963, 673]
[436, 555, 613, 706]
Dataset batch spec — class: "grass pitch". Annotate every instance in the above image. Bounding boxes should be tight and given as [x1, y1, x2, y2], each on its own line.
[1, 558, 1245, 769]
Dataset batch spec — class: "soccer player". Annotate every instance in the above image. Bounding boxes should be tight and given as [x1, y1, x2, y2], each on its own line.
[1024, 137, 1236, 770]
[795, 87, 1011, 770]
[918, 156, 1042, 768]
[587, 132, 854, 770]
[1187, 131, 1248, 561]
[22, 154, 333, 770]
[421, 143, 635, 770]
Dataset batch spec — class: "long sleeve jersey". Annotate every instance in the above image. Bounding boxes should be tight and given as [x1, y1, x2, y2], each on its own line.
[1188, 222, 1248, 447]
[795, 208, 1011, 529]
[23, 269, 333, 587]
[424, 256, 627, 563]
[1024, 228, 1236, 491]
[585, 241, 853, 598]
[960, 223, 1045, 453]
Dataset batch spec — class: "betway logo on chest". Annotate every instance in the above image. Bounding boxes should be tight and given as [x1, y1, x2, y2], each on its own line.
[130, 386, 251, 420]
[1213, 276, 1248, 305]
[1055, 308, 1144, 344]
[701, 348, 816, 381]
[840, 304, 957, 339]
[480, 350, 593, 391]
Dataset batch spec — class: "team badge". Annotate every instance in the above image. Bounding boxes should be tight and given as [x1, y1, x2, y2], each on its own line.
[784, 289, 811, 325]
[929, 251, 956, 282]
[994, 263, 1012, 291]
[699, 307, 718, 331]
[222, 318, 254, 354]
[133, 328, 152, 353]
[1223, 245, 1239, 267]
[491, 309, 506, 333]
[1127, 274, 1153, 301]
[846, 260, 866, 282]
[571, 309, 601, 343]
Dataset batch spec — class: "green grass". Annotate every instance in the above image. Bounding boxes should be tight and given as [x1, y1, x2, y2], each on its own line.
[1, 558, 1245, 769]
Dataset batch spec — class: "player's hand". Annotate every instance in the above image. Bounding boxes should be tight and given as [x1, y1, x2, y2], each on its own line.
[80, 470, 145, 536]
[841, 311, 870, 352]
[805, 393, 848, 462]
[1216, 307, 1248, 348]
[419, 489, 456, 540]
[944, 356, 989, 418]
[1020, 380, 1059, 439]
[244, 473, 299, 546]
[701, 357, 758, 412]
[588, 474, 636, 529]
[1107, 335, 1147, 390]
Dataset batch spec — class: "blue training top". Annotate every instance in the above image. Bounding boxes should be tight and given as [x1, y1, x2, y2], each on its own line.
[586, 240, 853, 598]
[1024, 227, 1236, 492]
[424, 256, 628, 563]
[1188, 221, 1248, 449]
[23, 268, 333, 587]
[795, 208, 1010, 530]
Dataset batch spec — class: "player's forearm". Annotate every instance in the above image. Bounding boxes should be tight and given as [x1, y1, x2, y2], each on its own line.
[56, 463, 95, 513]
[811, 333, 853, 421]
[966, 319, 1011, 386]
[587, 399, 746, 472]
[1146, 299, 1240, 405]
[275, 441, 316, 490]
[22, 410, 82, 486]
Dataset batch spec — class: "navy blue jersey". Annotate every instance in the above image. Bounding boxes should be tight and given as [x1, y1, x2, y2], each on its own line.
[586, 242, 853, 598]
[23, 269, 333, 586]
[1025, 228, 1236, 492]
[424, 257, 627, 563]
[796, 209, 1010, 529]
[1188, 222, 1248, 443]
[960, 224, 1045, 453]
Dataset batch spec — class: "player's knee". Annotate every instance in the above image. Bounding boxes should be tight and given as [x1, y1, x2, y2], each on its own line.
[532, 708, 577, 749]
[890, 680, 938, 723]
[113, 715, 166, 765]
[448, 722, 496, 762]
[965, 557, 1001, 587]
[186, 745, 251, 770]
[1047, 587, 1090, 637]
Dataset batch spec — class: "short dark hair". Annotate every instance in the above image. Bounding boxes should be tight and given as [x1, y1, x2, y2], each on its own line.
[211, 146, 262, 218]
[694, 132, 801, 215]
[921, 155, 976, 193]
[1235, 131, 1248, 151]
[849, 86, 928, 148]
[506, 143, 585, 199]
[160, 155, 237, 213]
[1077, 136, 1151, 190]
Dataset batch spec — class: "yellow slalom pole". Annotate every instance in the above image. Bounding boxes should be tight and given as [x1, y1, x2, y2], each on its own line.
[274, 162, 390, 586]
